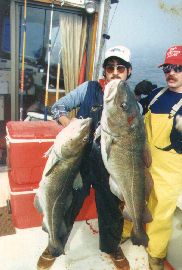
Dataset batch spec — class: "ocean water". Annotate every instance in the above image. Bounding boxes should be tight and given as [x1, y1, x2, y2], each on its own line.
[128, 48, 167, 91]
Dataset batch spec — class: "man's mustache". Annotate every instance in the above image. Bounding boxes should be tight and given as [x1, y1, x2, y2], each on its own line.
[166, 75, 177, 82]
[111, 75, 121, 79]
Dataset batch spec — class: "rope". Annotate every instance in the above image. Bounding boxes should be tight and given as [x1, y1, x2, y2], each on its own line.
[107, 2, 119, 34]
[86, 220, 99, 234]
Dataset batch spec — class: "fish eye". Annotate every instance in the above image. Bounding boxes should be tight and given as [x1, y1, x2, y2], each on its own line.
[83, 136, 88, 142]
[120, 102, 128, 111]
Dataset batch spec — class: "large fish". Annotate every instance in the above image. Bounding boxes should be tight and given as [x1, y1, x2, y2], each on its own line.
[100, 79, 151, 247]
[34, 118, 92, 256]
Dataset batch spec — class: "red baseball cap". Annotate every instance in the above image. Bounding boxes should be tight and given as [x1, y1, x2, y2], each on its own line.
[159, 45, 182, 67]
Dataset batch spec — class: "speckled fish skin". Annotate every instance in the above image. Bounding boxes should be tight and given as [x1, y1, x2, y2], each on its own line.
[34, 118, 92, 256]
[100, 79, 149, 247]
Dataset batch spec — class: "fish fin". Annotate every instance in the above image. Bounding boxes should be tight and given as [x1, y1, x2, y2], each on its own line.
[43, 147, 61, 177]
[34, 194, 43, 213]
[105, 137, 114, 160]
[44, 159, 60, 177]
[123, 206, 133, 222]
[143, 144, 152, 168]
[143, 204, 153, 223]
[94, 125, 101, 141]
[42, 222, 49, 233]
[73, 173, 83, 190]
[145, 168, 153, 201]
[44, 145, 54, 158]
[109, 176, 123, 200]
[131, 227, 149, 247]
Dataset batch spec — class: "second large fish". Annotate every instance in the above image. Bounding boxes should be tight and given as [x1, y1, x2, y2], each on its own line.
[100, 79, 151, 247]
[35, 118, 92, 256]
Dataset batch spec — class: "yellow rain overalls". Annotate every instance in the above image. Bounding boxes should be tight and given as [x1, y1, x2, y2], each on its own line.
[145, 88, 182, 259]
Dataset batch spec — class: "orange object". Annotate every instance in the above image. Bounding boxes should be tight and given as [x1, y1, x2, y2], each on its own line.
[78, 50, 87, 85]
[76, 188, 97, 221]
[164, 260, 175, 270]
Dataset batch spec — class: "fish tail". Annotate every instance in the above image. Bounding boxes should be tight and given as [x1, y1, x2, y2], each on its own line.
[48, 244, 65, 257]
[131, 227, 149, 247]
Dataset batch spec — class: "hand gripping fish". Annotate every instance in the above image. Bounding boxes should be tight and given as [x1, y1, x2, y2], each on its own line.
[34, 118, 92, 256]
[100, 79, 152, 247]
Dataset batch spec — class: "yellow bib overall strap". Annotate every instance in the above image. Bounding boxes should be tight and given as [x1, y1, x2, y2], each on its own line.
[145, 96, 182, 258]
[169, 98, 182, 118]
[148, 87, 168, 109]
[148, 86, 182, 118]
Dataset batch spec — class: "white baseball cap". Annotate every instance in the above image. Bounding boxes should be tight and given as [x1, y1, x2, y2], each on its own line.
[104, 45, 131, 63]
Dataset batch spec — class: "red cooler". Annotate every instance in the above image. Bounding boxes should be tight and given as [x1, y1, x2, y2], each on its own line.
[6, 121, 62, 185]
[6, 121, 97, 229]
[6, 121, 62, 228]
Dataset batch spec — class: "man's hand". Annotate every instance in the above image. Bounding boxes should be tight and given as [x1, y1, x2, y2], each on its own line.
[58, 116, 77, 127]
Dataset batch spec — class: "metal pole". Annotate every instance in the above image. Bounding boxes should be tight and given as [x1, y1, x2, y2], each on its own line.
[44, 0, 54, 121]
[56, 50, 61, 101]
[19, 0, 27, 121]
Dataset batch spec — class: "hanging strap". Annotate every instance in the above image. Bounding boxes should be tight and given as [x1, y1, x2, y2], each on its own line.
[148, 86, 182, 118]
[169, 98, 182, 118]
[148, 87, 168, 109]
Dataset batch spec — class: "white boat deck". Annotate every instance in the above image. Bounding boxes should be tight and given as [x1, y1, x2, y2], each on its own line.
[0, 220, 150, 270]
[0, 167, 181, 270]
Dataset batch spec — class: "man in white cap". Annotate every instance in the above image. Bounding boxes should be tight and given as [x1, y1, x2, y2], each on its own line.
[144, 45, 182, 270]
[37, 45, 132, 270]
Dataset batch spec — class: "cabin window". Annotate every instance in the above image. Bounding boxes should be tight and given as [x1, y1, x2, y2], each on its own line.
[17, 4, 88, 117]
[2, 16, 11, 54]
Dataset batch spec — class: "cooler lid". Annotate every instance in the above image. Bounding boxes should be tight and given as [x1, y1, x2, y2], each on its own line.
[6, 121, 62, 139]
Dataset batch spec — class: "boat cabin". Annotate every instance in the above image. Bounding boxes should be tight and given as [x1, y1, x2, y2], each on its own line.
[0, 0, 110, 164]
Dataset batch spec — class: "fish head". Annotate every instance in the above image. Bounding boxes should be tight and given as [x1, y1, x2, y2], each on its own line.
[103, 79, 141, 132]
[61, 118, 92, 158]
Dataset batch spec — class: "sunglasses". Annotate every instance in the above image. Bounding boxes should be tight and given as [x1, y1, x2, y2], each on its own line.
[105, 64, 126, 74]
[162, 64, 182, 74]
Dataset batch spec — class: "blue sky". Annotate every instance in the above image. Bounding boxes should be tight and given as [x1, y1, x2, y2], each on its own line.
[107, 0, 182, 51]
[105, 0, 182, 88]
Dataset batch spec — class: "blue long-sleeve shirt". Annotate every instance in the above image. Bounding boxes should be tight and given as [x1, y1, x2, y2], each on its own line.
[51, 81, 89, 119]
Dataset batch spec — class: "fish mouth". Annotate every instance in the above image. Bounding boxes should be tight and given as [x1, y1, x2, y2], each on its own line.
[104, 80, 126, 103]
[104, 80, 120, 101]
